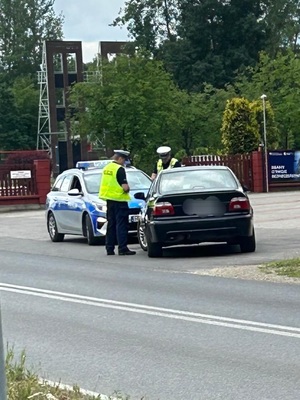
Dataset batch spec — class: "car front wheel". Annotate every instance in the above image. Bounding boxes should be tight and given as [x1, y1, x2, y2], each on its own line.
[137, 222, 147, 251]
[47, 212, 64, 242]
[239, 230, 256, 253]
[85, 214, 99, 246]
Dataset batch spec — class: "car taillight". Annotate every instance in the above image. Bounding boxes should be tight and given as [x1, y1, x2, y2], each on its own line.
[153, 202, 175, 216]
[229, 197, 250, 212]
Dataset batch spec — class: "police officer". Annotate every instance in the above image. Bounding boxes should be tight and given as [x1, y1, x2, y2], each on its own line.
[151, 146, 181, 180]
[99, 150, 136, 256]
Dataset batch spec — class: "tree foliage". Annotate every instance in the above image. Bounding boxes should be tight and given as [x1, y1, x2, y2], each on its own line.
[71, 55, 182, 173]
[235, 50, 300, 148]
[221, 97, 260, 154]
[113, 0, 179, 53]
[0, 0, 64, 80]
[115, 0, 268, 89]
[0, 0, 63, 150]
[263, 0, 300, 57]
[115, 0, 300, 91]
[70, 55, 233, 172]
[0, 77, 39, 150]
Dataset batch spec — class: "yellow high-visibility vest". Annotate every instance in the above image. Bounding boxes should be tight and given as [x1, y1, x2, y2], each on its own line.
[99, 162, 130, 201]
[157, 158, 178, 173]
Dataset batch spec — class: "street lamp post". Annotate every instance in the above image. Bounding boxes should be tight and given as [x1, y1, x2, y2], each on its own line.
[261, 94, 269, 193]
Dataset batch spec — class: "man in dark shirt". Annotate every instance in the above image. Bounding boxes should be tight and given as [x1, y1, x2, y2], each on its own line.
[151, 146, 181, 180]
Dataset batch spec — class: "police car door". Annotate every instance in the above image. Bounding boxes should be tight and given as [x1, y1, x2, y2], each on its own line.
[54, 174, 73, 231]
[64, 174, 85, 233]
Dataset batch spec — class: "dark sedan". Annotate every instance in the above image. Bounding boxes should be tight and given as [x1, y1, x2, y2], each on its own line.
[135, 166, 256, 257]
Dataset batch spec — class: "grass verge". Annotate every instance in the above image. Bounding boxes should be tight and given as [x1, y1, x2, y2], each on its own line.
[6, 347, 130, 400]
[259, 258, 300, 278]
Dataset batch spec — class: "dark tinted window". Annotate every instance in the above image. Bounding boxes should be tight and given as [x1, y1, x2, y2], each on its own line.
[159, 169, 238, 194]
[70, 175, 82, 191]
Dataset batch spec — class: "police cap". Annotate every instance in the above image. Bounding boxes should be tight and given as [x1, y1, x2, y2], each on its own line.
[114, 149, 130, 159]
[157, 146, 171, 156]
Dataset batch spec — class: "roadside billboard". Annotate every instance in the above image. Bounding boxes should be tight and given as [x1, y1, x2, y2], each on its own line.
[269, 150, 300, 182]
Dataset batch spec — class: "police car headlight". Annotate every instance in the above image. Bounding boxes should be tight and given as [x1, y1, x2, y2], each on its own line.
[92, 202, 107, 213]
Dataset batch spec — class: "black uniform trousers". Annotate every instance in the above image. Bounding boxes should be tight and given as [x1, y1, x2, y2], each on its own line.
[106, 200, 129, 253]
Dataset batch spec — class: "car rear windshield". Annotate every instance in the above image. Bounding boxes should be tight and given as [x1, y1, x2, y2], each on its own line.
[84, 170, 151, 194]
[159, 169, 238, 194]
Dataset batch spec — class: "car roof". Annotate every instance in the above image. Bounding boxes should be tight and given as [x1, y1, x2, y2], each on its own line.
[160, 165, 231, 173]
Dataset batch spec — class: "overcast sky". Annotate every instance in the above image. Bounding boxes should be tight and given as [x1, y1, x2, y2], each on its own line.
[53, 0, 129, 62]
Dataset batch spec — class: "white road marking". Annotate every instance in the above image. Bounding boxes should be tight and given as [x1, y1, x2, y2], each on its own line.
[1, 282, 300, 339]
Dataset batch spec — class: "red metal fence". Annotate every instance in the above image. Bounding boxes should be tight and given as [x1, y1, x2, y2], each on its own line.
[182, 154, 253, 191]
[0, 164, 37, 197]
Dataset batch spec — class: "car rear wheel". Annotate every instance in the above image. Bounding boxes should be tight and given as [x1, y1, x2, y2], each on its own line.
[47, 213, 64, 242]
[85, 214, 100, 246]
[239, 230, 256, 253]
[147, 238, 163, 258]
[137, 222, 147, 251]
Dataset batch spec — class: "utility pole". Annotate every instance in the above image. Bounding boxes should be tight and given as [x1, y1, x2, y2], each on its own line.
[261, 94, 269, 193]
[0, 306, 7, 400]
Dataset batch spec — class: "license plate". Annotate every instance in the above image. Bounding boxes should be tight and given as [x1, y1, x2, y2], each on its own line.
[128, 214, 139, 223]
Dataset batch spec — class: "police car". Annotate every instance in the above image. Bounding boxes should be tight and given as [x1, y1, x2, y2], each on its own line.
[46, 162, 151, 245]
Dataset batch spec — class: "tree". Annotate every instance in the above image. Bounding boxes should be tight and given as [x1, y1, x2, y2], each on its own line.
[114, 0, 268, 89]
[70, 55, 183, 174]
[11, 76, 40, 149]
[0, 0, 63, 151]
[0, 0, 64, 80]
[221, 97, 260, 154]
[174, 0, 267, 89]
[112, 0, 179, 53]
[263, 0, 300, 57]
[235, 50, 300, 148]
[0, 82, 22, 150]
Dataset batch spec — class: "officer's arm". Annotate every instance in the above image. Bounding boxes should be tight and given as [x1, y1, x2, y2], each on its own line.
[117, 167, 130, 192]
[151, 163, 158, 180]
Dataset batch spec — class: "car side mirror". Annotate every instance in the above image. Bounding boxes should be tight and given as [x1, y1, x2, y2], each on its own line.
[134, 192, 146, 200]
[68, 188, 82, 196]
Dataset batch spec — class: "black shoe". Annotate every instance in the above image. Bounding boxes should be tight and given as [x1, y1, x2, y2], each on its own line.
[118, 249, 136, 256]
[107, 251, 115, 256]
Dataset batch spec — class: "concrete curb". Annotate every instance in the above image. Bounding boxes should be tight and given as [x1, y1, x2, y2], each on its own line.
[0, 204, 45, 213]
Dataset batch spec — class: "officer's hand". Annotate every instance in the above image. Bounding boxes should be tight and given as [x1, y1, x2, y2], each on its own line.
[122, 183, 130, 193]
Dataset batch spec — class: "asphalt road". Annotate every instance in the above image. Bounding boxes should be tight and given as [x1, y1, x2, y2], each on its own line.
[1, 191, 300, 399]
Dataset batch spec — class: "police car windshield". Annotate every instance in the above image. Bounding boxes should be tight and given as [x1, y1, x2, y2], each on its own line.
[84, 170, 151, 194]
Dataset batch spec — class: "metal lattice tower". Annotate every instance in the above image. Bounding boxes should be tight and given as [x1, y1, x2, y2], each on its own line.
[36, 41, 51, 153]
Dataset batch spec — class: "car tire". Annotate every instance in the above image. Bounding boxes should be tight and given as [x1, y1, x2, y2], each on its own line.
[85, 214, 100, 246]
[47, 212, 64, 242]
[147, 238, 163, 258]
[137, 222, 147, 251]
[239, 230, 256, 253]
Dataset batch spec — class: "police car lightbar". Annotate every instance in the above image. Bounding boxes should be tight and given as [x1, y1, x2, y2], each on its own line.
[76, 160, 112, 170]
